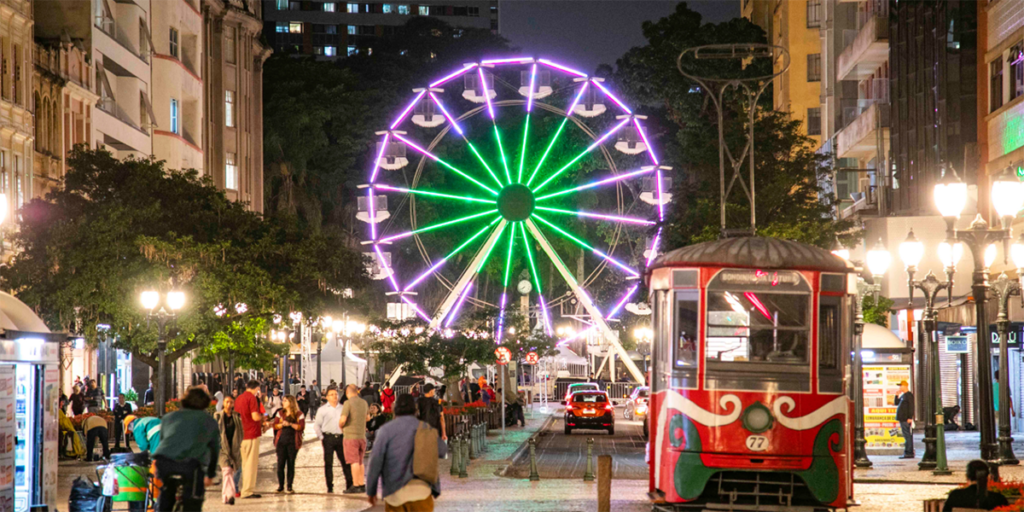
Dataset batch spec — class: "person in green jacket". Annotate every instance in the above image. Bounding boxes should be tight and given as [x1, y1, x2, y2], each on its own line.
[125, 415, 162, 453]
[152, 387, 221, 512]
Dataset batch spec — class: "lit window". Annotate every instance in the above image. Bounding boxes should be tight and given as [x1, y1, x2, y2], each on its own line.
[398, 4, 409, 14]
[225, 153, 238, 190]
[347, 2, 358, 13]
[276, 0, 287, 9]
[225, 90, 234, 127]
[325, 46, 337, 57]
[323, 1, 335, 11]
[1011, 43, 1024, 101]
[289, 22, 303, 33]
[169, 27, 179, 58]
[347, 25, 356, 35]
[170, 99, 179, 134]
[276, 23, 288, 33]
[383, 4, 392, 13]
[418, 5, 427, 15]
[347, 45, 357, 56]
[14, 156, 22, 209]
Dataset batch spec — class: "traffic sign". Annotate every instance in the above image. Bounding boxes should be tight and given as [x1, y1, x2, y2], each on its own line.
[495, 346, 512, 365]
[525, 351, 539, 365]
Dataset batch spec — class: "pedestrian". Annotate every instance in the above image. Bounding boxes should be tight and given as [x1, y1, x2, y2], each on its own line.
[266, 387, 283, 418]
[366, 404, 386, 451]
[309, 380, 321, 420]
[214, 395, 243, 505]
[410, 382, 421, 399]
[339, 384, 369, 494]
[480, 382, 492, 407]
[513, 390, 526, 427]
[366, 394, 443, 511]
[360, 381, 379, 405]
[70, 385, 85, 416]
[380, 383, 396, 415]
[112, 394, 132, 449]
[895, 380, 915, 459]
[144, 380, 155, 406]
[416, 383, 447, 441]
[314, 388, 352, 493]
[85, 379, 103, 411]
[83, 414, 110, 461]
[125, 415, 162, 452]
[152, 387, 220, 512]
[943, 460, 1008, 511]
[234, 380, 267, 499]
[273, 395, 305, 493]
[296, 385, 309, 417]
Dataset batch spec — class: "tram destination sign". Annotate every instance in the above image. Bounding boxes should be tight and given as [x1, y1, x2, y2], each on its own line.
[719, 270, 803, 287]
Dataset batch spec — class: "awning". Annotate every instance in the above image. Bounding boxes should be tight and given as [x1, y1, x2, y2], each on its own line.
[862, 323, 907, 351]
[0, 291, 51, 334]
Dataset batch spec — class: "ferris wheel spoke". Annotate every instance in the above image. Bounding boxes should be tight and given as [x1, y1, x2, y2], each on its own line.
[535, 166, 655, 201]
[531, 117, 632, 194]
[496, 224, 518, 342]
[443, 221, 508, 327]
[633, 117, 659, 166]
[494, 126, 512, 185]
[592, 80, 633, 115]
[517, 114, 530, 184]
[429, 220, 508, 329]
[375, 184, 497, 205]
[378, 209, 499, 244]
[518, 222, 553, 336]
[404, 216, 502, 291]
[524, 82, 590, 188]
[533, 206, 655, 226]
[428, 92, 505, 190]
[531, 214, 639, 278]
[390, 133, 499, 196]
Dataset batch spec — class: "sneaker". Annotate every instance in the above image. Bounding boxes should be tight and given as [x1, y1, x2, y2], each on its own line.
[342, 487, 361, 495]
[276, 487, 285, 493]
[227, 498, 235, 506]
[235, 493, 241, 498]
[286, 488, 294, 494]
[326, 488, 333, 494]
[242, 494, 262, 499]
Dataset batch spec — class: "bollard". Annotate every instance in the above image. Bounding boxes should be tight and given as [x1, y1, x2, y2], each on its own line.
[528, 437, 540, 481]
[583, 437, 595, 481]
[597, 455, 612, 512]
[469, 425, 478, 459]
[459, 434, 470, 478]
[450, 437, 461, 476]
[481, 423, 488, 452]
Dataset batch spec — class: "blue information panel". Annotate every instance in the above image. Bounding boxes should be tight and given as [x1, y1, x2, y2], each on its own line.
[945, 335, 969, 354]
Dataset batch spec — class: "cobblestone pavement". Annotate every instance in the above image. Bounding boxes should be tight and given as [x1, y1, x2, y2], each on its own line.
[505, 411, 647, 479]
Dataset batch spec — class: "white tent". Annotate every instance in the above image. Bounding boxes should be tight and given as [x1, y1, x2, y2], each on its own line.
[317, 340, 367, 386]
[0, 291, 51, 333]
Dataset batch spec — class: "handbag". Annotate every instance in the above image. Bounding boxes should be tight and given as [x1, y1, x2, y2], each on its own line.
[412, 421, 439, 484]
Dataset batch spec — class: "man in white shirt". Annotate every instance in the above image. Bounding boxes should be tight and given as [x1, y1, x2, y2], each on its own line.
[314, 388, 353, 493]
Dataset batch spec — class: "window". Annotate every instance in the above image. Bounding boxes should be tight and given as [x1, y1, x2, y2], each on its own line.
[347, 2, 358, 12]
[674, 294, 699, 368]
[347, 25, 356, 35]
[225, 90, 234, 127]
[14, 155, 22, 209]
[818, 298, 839, 371]
[991, 58, 1004, 112]
[289, 22, 303, 33]
[276, 23, 288, 33]
[170, 98, 179, 134]
[572, 394, 607, 404]
[347, 46, 357, 56]
[1011, 44, 1024, 101]
[325, 46, 337, 57]
[169, 27, 179, 58]
[382, 3, 392, 13]
[276, 0, 287, 9]
[807, 0, 821, 27]
[418, 5, 428, 15]
[398, 4, 409, 14]
[358, 25, 375, 36]
[807, 107, 821, 135]
[225, 153, 238, 190]
[323, 1, 335, 11]
[225, 27, 236, 64]
[468, 6, 479, 16]
[807, 54, 821, 82]
[325, 25, 338, 34]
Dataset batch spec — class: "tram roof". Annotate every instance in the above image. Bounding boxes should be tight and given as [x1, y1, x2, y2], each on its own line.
[649, 237, 853, 275]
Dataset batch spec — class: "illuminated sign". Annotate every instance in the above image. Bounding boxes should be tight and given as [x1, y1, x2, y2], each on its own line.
[718, 270, 803, 287]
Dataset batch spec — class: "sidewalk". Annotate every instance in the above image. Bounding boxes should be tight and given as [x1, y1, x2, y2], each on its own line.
[856, 430, 1024, 483]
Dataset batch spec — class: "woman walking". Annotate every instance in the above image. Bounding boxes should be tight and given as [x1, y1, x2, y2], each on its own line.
[272, 395, 305, 493]
[215, 395, 244, 505]
[379, 384, 395, 415]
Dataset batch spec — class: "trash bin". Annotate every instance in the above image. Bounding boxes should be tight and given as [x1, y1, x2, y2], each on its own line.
[110, 452, 150, 504]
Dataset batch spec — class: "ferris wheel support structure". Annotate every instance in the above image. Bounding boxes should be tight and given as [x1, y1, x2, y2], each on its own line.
[428, 219, 509, 330]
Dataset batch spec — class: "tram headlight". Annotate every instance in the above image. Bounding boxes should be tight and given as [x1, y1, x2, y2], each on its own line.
[742, 403, 774, 434]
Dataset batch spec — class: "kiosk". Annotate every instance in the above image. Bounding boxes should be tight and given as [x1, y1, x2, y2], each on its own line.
[860, 323, 914, 455]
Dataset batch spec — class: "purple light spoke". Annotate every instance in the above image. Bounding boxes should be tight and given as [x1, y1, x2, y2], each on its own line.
[481, 57, 533, 65]
[536, 167, 654, 201]
[633, 118, 658, 165]
[404, 219, 500, 291]
[532, 117, 632, 193]
[592, 80, 632, 114]
[496, 292, 508, 343]
[430, 63, 478, 88]
[373, 244, 400, 292]
[391, 133, 437, 161]
[375, 183, 497, 204]
[526, 63, 537, 112]
[538, 295, 553, 336]
[369, 132, 390, 183]
[646, 227, 662, 268]
[479, 67, 495, 119]
[557, 326, 593, 346]
[379, 210, 497, 243]
[534, 206, 655, 225]
[390, 90, 426, 129]
[401, 296, 431, 322]
[566, 81, 589, 114]
[655, 168, 666, 222]
[608, 284, 638, 318]
[428, 92, 463, 135]
[592, 249, 639, 277]
[538, 58, 587, 77]
[444, 282, 474, 328]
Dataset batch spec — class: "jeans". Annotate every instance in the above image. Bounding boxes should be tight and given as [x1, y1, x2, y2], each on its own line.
[900, 420, 914, 456]
[154, 457, 205, 512]
[322, 434, 352, 490]
[85, 427, 110, 461]
[275, 442, 297, 490]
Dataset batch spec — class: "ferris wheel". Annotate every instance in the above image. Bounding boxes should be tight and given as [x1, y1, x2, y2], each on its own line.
[362, 57, 670, 384]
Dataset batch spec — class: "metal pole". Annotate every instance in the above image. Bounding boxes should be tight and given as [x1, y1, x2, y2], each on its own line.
[156, 322, 167, 418]
[501, 364, 507, 442]
[853, 278, 872, 468]
[930, 309, 952, 475]
[974, 268, 998, 461]
[918, 312, 937, 470]
[316, 333, 322, 392]
[994, 273, 1020, 465]
[908, 271, 953, 474]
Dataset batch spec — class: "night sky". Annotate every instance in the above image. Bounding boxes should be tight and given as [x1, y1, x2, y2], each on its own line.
[500, 0, 741, 73]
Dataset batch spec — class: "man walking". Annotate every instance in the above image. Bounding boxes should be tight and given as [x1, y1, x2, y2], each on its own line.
[314, 388, 352, 493]
[309, 380, 321, 420]
[895, 380, 915, 459]
[416, 384, 446, 441]
[152, 387, 220, 512]
[112, 394, 132, 449]
[366, 394, 442, 511]
[233, 380, 266, 499]
[340, 384, 368, 494]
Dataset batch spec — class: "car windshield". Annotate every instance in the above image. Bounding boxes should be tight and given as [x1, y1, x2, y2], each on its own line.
[636, 389, 648, 398]
[569, 384, 597, 392]
[573, 394, 606, 403]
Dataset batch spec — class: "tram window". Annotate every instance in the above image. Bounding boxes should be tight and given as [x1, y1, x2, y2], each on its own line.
[675, 296, 699, 368]
[818, 298, 840, 370]
[705, 291, 809, 364]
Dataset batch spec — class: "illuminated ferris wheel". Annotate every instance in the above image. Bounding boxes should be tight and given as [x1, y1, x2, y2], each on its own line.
[361, 57, 670, 383]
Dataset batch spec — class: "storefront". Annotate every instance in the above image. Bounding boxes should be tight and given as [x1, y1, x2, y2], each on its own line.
[860, 323, 914, 455]
[0, 292, 62, 512]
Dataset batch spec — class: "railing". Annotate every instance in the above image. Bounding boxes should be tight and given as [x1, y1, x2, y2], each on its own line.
[97, 96, 145, 133]
[95, 14, 148, 64]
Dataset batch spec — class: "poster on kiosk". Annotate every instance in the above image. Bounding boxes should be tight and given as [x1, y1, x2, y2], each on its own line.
[0, 291, 63, 512]
[860, 322, 914, 455]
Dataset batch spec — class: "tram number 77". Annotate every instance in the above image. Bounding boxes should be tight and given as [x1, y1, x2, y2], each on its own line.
[745, 435, 769, 452]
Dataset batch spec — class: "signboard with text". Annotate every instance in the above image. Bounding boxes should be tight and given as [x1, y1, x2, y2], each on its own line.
[945, 335, 969, 354]
[862, 365, 911, 450]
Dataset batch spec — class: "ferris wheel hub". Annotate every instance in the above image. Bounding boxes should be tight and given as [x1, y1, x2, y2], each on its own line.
[497, 184, 535, 221]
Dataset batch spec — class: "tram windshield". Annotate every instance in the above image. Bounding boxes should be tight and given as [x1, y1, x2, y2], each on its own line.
[704, 270, 811, 365]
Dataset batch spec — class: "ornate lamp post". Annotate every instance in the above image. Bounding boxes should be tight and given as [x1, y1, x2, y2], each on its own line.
[934, 166, 1024, 461]
[900, 229, 955, 474]
[140, 290, 186, 417]
[992, 271, 1021, 465]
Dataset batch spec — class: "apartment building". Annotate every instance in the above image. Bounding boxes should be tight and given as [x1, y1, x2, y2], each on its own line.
[262, 0, 498, 58]
[981, 0, 1024, 220]
[0, 0, 35, 249]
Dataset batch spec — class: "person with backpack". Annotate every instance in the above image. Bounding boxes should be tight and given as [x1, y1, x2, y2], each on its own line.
[416, 384, 447, 441]
[366, 394, 445, 511]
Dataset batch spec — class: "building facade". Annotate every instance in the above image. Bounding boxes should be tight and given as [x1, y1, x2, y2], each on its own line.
[262, 0, 498, 58]
[0, 0, 36, 252]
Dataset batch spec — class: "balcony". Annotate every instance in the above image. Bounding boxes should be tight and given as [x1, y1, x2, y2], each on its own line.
[837, 101, 889, 159]
[837, 16, 888, 80]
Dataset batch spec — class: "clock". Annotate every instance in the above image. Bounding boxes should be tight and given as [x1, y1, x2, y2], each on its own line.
[517, 279, 533, 295]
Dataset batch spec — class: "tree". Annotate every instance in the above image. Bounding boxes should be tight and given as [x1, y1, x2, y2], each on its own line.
[862, 295, 894, 327]
[2, 147, 367, 398]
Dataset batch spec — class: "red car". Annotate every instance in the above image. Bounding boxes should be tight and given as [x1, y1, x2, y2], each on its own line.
[564, 390, 615, 435]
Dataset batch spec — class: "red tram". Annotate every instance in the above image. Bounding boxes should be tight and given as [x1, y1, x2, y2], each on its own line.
[645, 237, 855, 511]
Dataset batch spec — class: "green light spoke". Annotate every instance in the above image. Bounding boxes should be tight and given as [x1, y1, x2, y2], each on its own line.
[379, 209, 498, 243]
[435, 159, 499, 196]
[376, 184, 497, 205]
[525, 117, 570, 187]
[474, 222, 507, 272]
[531, 213, 593, 250]
[466, 141, 506, 190]
[444, 217, 503, 261]
[520, 222, 543, 293]
[517, 114, 530, 183]
[532, 118, 631, 194]
[494, 126, 512, 185]
[503, 223, 517, 287]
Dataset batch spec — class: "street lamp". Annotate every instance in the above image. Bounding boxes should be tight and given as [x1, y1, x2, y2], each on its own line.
[272, 314, 299, 393]
[900, 229, 954, 474]
[933, 166, 1024, 461]
[140, 289, 186, 417]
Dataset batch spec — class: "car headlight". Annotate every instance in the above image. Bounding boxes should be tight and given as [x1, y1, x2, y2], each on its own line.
[742, 402, 774, 433]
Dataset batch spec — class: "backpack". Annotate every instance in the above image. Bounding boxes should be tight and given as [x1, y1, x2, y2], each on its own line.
[412, 421, 439, 484]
